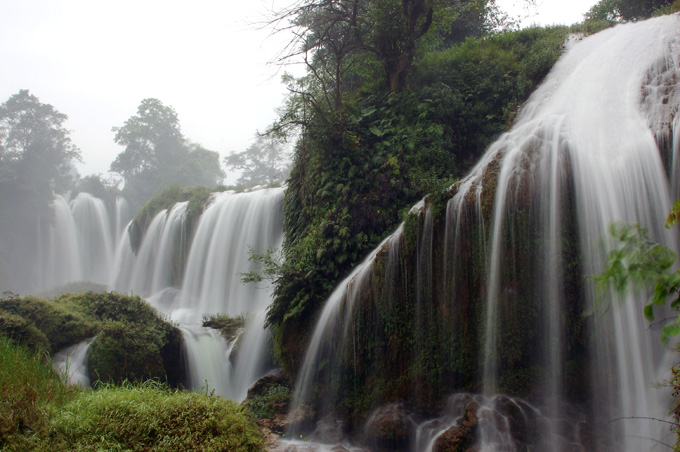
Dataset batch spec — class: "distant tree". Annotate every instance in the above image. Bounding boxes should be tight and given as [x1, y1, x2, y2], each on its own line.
[0, 90, 81, 291]
[110, 98, 224, 207]
[585, 0, 674, 22]
[178, 142, 227, 188]
[75, 174, 121, 205]
[0, 90, 80, 196]
[224, 135, 290, 188]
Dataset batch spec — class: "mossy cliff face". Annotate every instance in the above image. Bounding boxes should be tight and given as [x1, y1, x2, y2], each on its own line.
[288, 145, 591, 434]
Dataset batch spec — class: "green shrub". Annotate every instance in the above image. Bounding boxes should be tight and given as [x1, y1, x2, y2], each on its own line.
[42, 381, 264, 452]
[0, 311, 49, 351]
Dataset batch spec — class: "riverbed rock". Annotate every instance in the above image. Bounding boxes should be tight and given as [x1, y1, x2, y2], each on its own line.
[364, 402, 413, 451]
[247, 368, 290, 398]
[432, 401, 479, 452]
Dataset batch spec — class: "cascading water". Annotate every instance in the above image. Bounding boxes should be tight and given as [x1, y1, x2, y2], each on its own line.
[41, 193, 127, 291]
[170, 189, 285, 401]
[285, 15, 680, 451]
[39, 187, 284, 402]
[52, 338, 95, 387]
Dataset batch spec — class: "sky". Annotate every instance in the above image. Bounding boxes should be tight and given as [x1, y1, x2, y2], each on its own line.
[0, 0, 599, 181]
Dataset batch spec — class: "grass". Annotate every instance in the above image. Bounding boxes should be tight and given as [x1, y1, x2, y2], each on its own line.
[0, 337, 71, 451]
[45, 381, 264, 452]
[0, 338, 264, 452]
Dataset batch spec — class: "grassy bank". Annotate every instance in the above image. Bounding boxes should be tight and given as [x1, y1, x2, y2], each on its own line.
[0, 338, 263, 452]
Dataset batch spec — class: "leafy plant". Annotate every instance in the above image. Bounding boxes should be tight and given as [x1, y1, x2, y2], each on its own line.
[596, 201, 680, 342]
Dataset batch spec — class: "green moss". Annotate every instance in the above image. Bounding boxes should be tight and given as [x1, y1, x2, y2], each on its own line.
[202, 313, 246, 342]
[1, 292, 185, 387]
[87, 320, 166, 384]
[0, 311, 49, 351]
[0, 295, 95, 354]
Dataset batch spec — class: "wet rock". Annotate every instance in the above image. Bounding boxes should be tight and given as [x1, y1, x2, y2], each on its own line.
[312, 415, 346, 444]
[246, 368, 290, 398]
[433, 401, 479, 452]
[245, 369, 293, 433]
[364, 402, 414, 451]
[285, 403, 317, 434]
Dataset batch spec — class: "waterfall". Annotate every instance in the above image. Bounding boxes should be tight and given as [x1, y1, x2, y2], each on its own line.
[70, 193, 115, 285]
[53, 338, 95, 387]
[41, 193, 121, 290]
[39, 187, 285, 402]
[288, 224, 404, 434]
[42, 195, 83, 289]
[470, 16, 680, 450]
[287, 15, 680, 451]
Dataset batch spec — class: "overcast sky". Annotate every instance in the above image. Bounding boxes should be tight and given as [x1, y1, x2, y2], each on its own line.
[0, 0, 599, 181]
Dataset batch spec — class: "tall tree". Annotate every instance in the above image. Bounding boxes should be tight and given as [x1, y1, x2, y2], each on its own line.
[0, 90, 81, 291]
[224, 135, 290, 188]
[110, 98, 224, 207]
[273, 0, 503, 95]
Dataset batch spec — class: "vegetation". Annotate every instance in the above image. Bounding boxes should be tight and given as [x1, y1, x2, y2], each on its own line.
[0, 337, 71, 451]
[202, 313, 246, 341]
[0, 90, 81, 292]
[111, 98, 225, 209]
[596, 201, 680, 343]
[244, 383, 292, 421]
[0, 338, 263, 452]
[224, 134, 291, 189]
[266, 21, 577, 373]
[0, 292, 184, 386]
[44, 381, 263, 452]
[584, 0, 679, 23]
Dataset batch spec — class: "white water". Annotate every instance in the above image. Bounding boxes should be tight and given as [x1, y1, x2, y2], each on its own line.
[53, 338, 95, 387]
[286, 15, 680, 451]
[288, 225, 404, 431]
[468, 16, 680, 450]
[181, 325, 234, 396]
[40, 187, 285, 401]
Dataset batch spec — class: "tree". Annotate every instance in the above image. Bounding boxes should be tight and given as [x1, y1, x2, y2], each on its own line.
[224, 135, 290, 188]
[110, 98, 224, 207]
[585, 0, 675, 22]
[0, 90, 81, 291]
[0, 90, 80, 196]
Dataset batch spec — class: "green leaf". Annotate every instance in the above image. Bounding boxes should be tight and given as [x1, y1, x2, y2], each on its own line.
[370, 126, 384, 137]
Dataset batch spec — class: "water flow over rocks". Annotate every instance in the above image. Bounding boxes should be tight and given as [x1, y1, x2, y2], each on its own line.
[283, 15, 680, 451]
[43, 187, 285, 402]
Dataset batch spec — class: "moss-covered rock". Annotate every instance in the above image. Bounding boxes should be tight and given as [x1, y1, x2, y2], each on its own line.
[0, 292, 185, 387]
[202, 313, 246, 342]
[0, 295, 95, 354]
[0, 310, 50, 351]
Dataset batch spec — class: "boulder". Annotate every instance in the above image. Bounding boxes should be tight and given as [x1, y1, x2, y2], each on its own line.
[433, 402, 479, 452]
[364, 402, 413, 450]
